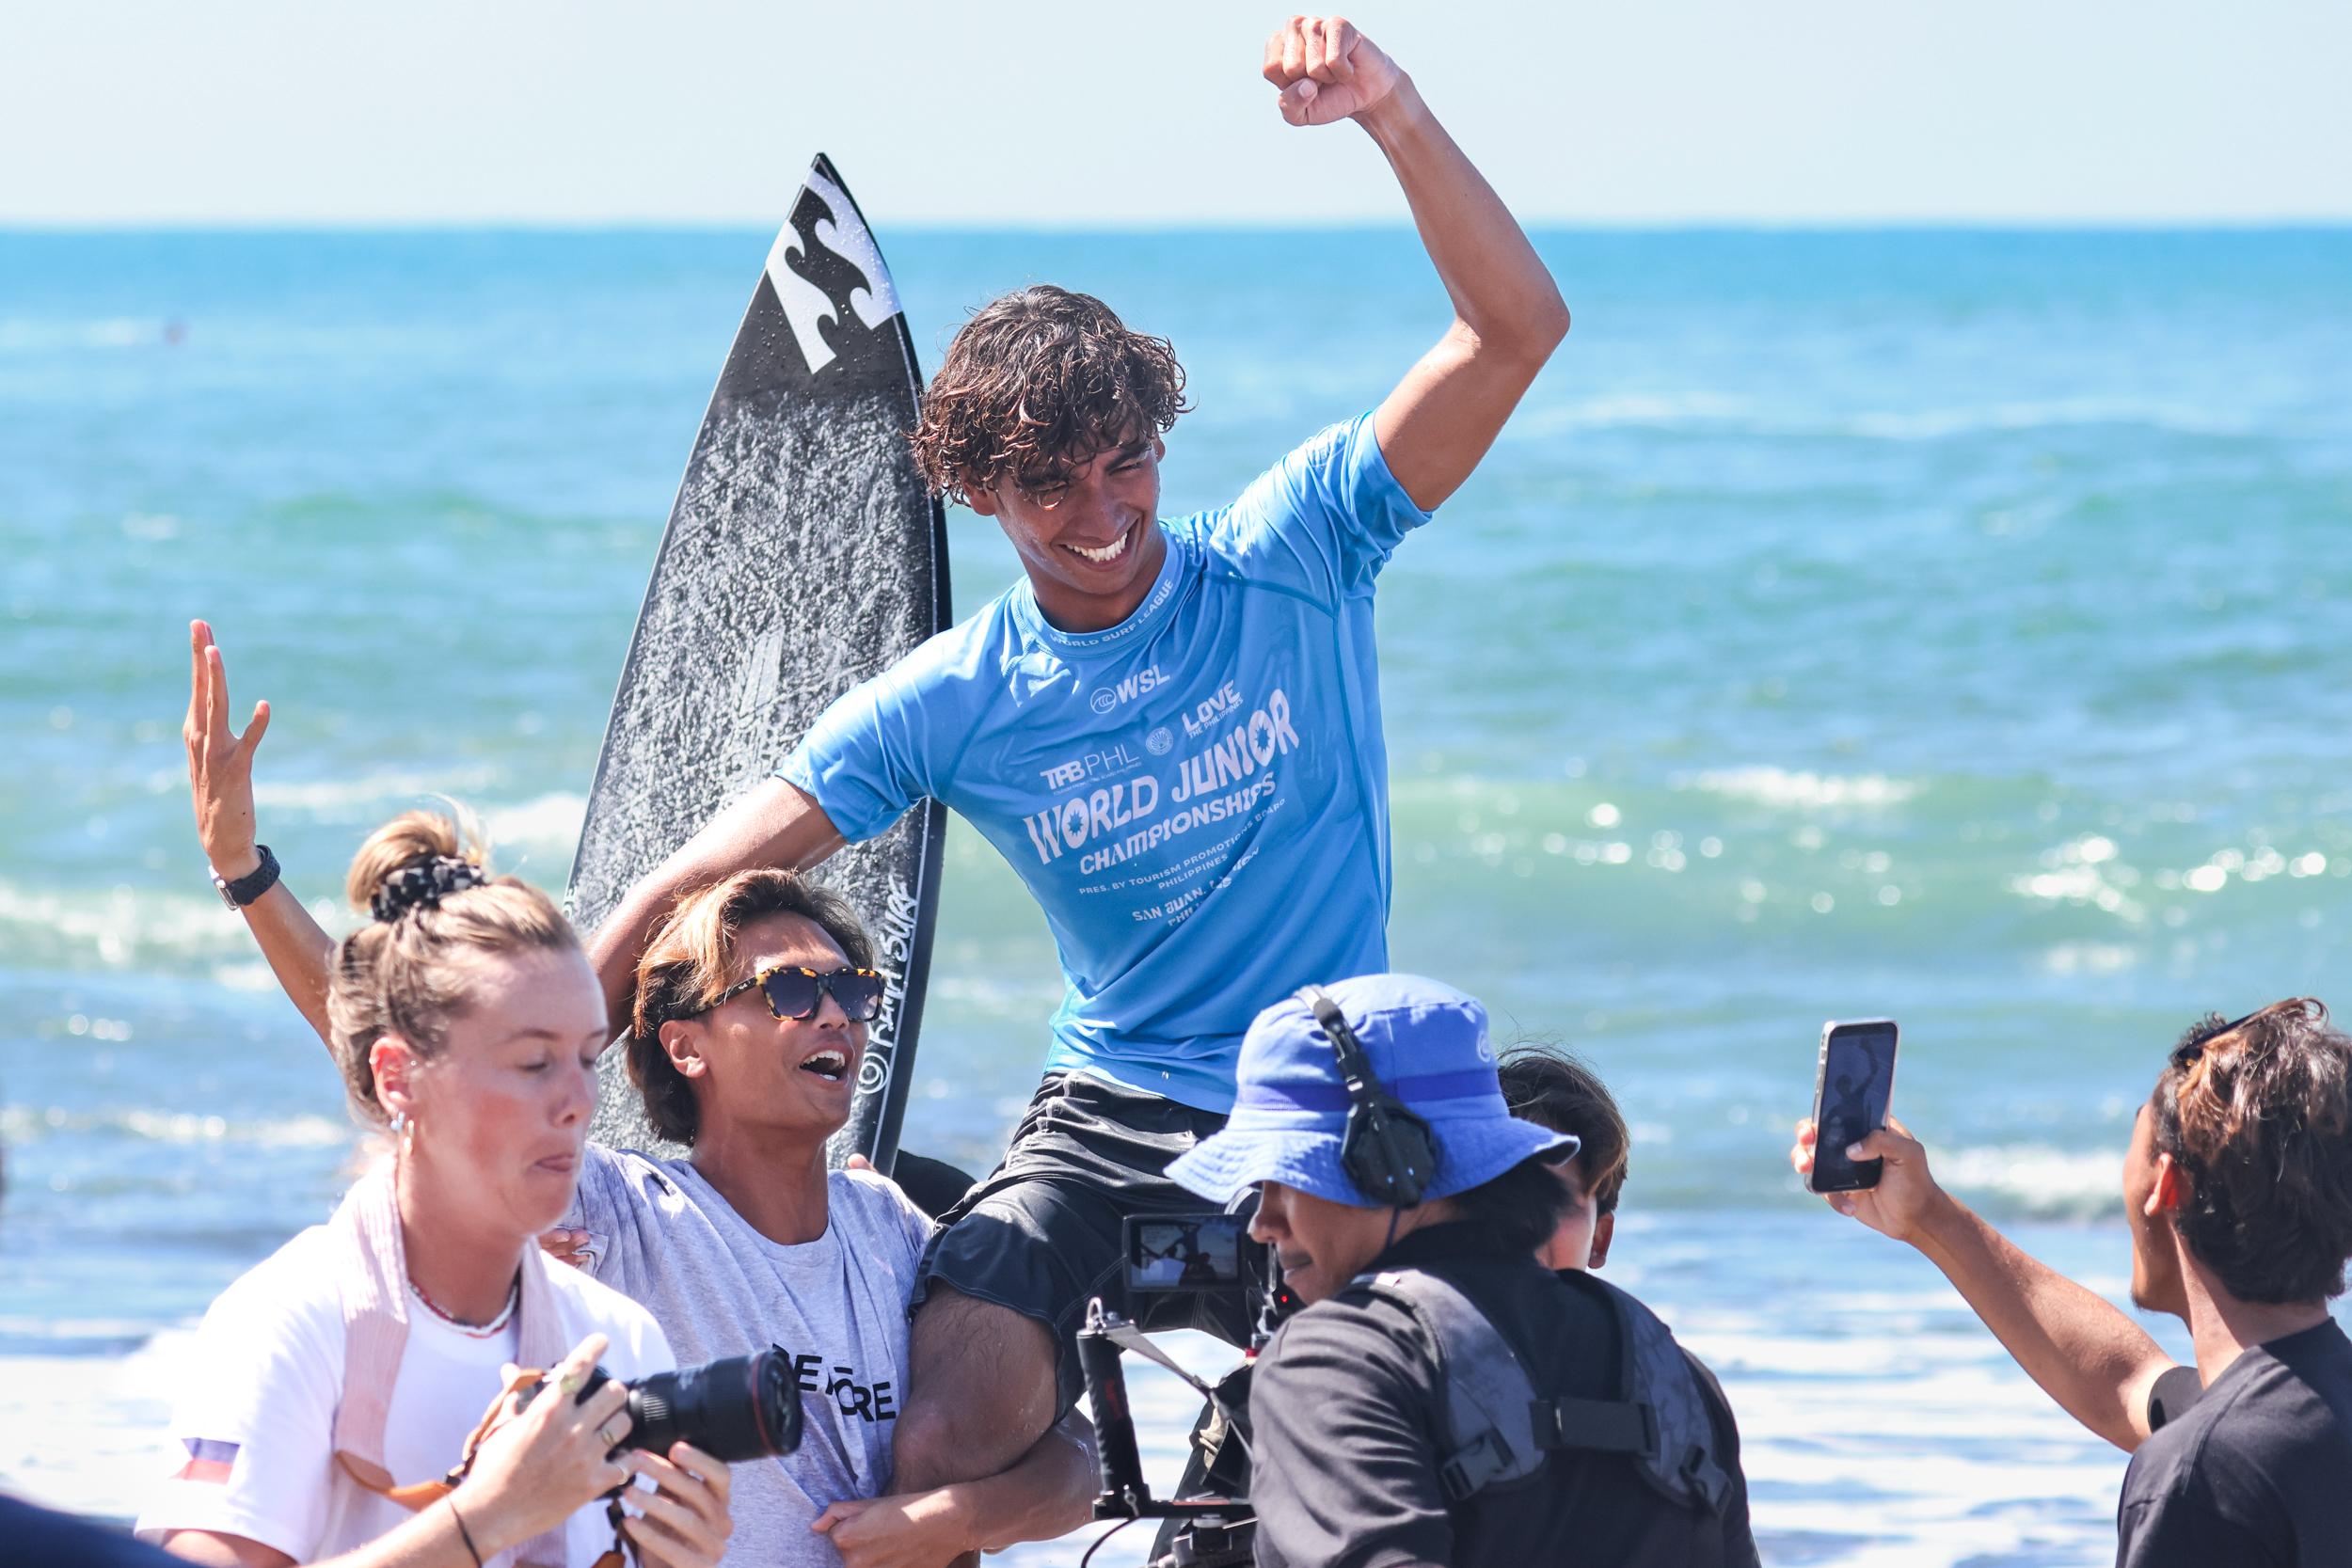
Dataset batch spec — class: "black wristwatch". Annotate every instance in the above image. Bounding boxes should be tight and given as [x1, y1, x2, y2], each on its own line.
[213, 845, 281, 909]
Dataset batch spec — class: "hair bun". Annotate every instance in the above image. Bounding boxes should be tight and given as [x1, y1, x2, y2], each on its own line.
[371, 855, 487, 923]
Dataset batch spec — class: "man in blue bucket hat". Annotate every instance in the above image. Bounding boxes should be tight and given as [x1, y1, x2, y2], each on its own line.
[1171, 974, 1759, 1568]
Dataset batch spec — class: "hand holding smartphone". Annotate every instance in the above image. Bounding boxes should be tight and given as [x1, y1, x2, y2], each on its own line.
[1805, 1019, 1899, 1193]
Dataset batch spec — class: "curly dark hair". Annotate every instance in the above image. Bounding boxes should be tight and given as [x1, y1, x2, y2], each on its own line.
[909, 285, 1190, 507]
[2153, 998, 2352, 1304]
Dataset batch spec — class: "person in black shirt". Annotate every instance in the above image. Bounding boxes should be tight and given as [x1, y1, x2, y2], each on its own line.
[1168, 974, 1758, 1568]
[1791, 997, 2352, 1566]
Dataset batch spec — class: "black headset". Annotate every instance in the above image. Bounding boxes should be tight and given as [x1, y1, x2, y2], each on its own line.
[1298, 985, 1440, 1208]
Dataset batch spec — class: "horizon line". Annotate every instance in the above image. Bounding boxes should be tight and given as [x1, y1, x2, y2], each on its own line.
[6, 215, 2351, 237]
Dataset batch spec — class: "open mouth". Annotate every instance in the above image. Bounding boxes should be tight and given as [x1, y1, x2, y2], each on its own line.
[1061, 522, 1133, 566]
[798, 1048, 851, 1083]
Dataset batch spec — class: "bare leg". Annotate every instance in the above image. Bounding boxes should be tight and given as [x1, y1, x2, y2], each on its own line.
[894, 1282, 1062, 1494]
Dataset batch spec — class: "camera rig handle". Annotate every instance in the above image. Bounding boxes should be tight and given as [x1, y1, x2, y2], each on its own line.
[1076, 1298, 1257, 1524]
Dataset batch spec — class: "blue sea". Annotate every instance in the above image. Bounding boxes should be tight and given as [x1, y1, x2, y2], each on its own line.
[4, 225, 2349, 1564]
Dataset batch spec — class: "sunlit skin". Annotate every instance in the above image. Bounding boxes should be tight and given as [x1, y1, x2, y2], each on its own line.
[1251, 1180, 1462, 1305]
[963, 437, 1168, 634]
[644, 911, 867, 1248]
[373, 945, 606, 1323]
[1535, 1156, 1615, 1272]
[2122, 1101, 2192, 1318]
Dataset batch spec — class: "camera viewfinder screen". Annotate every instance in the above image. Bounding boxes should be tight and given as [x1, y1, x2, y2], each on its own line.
[1124, 1214, 1248, 1292]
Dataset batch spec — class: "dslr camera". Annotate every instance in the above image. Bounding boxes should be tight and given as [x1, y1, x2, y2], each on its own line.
[528, 1344, 803, 1462]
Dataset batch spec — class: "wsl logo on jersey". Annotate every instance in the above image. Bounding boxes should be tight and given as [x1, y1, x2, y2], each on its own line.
[1089, 664, 1168, 716]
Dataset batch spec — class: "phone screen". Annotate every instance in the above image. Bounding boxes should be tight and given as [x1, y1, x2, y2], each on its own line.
[1123, 1213, 1252, 1294]
[1809, 1020, 1899, 1192]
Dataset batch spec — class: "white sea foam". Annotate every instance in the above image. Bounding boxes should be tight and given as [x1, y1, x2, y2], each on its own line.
[0, 1103, 349, 1149]
[1513, 390, 1752, 435]
[253, 766, 501, 814]
[0, 879, 245, 969]
[1679, 767, 1920, 811]
[1839, 397, 2251, 441]
[482, 791, 587, 866]
[1936, 1142, 2127, 1219]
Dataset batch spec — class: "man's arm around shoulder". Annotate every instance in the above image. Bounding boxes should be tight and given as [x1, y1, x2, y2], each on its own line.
[585, 777, 845, 1036]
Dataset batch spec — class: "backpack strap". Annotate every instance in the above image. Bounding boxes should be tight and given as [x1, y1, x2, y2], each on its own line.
[1348, 1266, 1730, 1515]
[1588, 1275, 1733, 1514]
[1353, 1269, 1546, 1502]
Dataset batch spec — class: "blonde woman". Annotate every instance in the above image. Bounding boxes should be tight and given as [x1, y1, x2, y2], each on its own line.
[138, 800, 733, 1568]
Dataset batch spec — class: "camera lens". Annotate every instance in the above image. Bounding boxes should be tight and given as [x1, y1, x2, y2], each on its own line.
[623, 1346, 801, 1462]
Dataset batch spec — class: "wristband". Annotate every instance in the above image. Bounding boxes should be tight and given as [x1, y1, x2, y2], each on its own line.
[212, 844, 280, 909]
[448, 1498, 485, 1568]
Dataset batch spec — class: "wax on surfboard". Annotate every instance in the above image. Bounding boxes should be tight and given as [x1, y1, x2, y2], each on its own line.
[567, 154, 948, 1173]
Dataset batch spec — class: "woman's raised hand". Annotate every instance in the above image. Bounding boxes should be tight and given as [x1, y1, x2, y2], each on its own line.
[183, 619, 271, 879]
[450, 1334, 635, 1557]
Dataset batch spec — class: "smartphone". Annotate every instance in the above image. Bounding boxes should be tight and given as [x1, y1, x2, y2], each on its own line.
[1121, 1213, 1257, 1295]
[1807, 1018, 1899, 1193]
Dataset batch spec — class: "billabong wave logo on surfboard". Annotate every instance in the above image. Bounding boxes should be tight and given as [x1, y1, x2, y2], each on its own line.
[764, 166, 906, 376]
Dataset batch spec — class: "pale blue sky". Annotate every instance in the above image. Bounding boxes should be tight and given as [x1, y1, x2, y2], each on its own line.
[6, 0, 2347, 226]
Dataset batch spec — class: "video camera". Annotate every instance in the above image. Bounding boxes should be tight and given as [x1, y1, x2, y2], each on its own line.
[1076, 1212, 1297, 1568]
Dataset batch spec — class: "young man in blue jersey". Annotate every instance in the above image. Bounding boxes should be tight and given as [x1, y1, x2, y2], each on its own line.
[588, 13, 1569, 1513]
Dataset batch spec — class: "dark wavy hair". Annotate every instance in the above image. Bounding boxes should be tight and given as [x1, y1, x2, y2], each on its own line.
[628, 869, 876, 1145]
[1498, 1045, 1630, 1216]
[909, 285, 1190, 507]
[1446, 1152, 1574, 1258]
[2153, 998, 2352, 1304]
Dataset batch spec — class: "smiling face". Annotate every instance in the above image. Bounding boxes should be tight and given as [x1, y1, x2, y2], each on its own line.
[374, 945, 605, 1239]
[965, 437, 1168, 633]
[659, 911, 867, 1144]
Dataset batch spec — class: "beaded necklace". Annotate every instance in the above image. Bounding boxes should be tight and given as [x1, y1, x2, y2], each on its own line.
[406, 1271, 520, 1338]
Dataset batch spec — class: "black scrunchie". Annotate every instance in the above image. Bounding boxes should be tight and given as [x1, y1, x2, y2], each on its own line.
[372, 855, 487, 923]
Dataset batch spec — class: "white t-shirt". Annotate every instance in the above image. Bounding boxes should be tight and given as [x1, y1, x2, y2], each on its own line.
[136, 1224, 672, 1566]
[564, 1148, 933, 1565]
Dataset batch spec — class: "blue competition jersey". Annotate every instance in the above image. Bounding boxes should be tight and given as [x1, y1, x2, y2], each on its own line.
[782, 414, 1430, 1111]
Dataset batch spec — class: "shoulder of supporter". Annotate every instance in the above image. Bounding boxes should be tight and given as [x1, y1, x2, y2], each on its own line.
[1261, 1291, 1431, 1402]
[2117, 1477, 2279, 1568]
[540, 1243, 675, 1376]
[1189, 412, 1434, 603]
[779, 603, 1023, 836]
[189, 1225, 347, 1371]
[833, 1164, 938, 1261]
[1252, 1293, 1452, 1568]
[2117, 1395, 2289, 1567]
[135, 1228, 346, 1555]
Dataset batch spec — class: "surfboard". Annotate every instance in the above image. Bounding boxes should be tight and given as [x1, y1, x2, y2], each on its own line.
[568, 153, 949, 1173]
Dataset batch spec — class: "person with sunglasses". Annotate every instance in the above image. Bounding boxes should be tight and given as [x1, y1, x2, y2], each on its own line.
[1789, 1001, 2352, 1567]
[181, 626, 1096, 1568]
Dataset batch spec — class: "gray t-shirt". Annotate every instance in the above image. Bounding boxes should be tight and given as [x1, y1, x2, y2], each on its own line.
[564, 1145, 934, 1565]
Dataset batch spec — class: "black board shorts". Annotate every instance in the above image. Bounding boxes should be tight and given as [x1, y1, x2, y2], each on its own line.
[915, 1073, 1256, 1414]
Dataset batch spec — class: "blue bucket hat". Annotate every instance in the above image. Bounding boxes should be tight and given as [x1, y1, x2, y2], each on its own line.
[1168, 974, 1577, 1208]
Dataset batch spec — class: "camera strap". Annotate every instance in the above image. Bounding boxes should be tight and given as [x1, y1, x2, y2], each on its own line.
[322, 1162, 580, 1567]
[338, 1363, 632, 1568]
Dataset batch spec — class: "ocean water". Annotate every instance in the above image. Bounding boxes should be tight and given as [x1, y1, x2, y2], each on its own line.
[3, 225, 2349, 1563]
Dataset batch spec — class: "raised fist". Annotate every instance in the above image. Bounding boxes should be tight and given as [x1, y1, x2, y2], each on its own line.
[1262, 15, 1404, 127]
